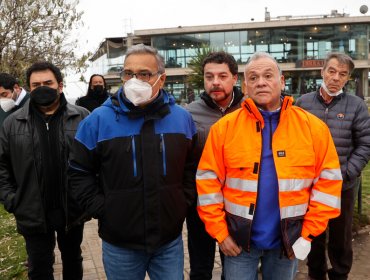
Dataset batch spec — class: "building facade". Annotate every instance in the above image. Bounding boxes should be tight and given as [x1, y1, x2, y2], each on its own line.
[90, 13, 370, 102]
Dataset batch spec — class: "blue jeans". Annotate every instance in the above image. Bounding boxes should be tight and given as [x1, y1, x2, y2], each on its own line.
[102, 234, 184, 280]
[225, 246, 297, 280]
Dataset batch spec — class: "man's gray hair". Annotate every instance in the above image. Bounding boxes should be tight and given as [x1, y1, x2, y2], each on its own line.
[124, 44, 165, 74]
[244, 52, 282, 78]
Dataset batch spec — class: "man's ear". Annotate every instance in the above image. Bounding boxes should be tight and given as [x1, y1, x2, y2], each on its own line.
[58, 82, 64, 93]
[159, 73, 167, 88]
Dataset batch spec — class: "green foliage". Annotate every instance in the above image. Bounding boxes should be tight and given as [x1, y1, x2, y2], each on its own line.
[0, 0, 90, 85]
[0, 205, 27, 280]
[358, 163, 370, 214]
[186, 45, 215, 91]
[353, 163, 370, 231]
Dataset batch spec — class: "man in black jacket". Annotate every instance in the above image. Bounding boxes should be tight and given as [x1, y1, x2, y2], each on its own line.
[186, 51, 244, 280]
[0, 61, 89, 280]
[0, 72, 30, 125]
[296, 52, 370, 280]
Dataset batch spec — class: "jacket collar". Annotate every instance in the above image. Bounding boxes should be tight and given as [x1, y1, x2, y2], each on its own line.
[242, 95, 293, 123]
[200, 86, 244, 110]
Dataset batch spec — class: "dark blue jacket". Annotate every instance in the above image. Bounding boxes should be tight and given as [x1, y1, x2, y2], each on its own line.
[296, 91, 370, 191]
[69, 88, 197, 252]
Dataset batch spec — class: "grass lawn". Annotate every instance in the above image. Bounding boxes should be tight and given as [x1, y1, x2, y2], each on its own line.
[354, 163, 370, 229]
[0, 205, 27, 280]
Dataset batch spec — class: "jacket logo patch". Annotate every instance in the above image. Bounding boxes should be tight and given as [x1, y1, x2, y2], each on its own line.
[277, 150, 286, 157]
[337, 113, 345, 120]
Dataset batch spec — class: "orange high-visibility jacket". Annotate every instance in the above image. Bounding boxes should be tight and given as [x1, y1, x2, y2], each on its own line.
[196, 96, 342, 259]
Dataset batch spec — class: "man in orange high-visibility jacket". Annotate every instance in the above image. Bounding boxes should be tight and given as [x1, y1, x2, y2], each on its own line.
[196, 52, 342, 280]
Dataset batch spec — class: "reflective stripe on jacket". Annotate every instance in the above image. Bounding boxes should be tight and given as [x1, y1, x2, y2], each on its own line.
[196, 95, 342, 259]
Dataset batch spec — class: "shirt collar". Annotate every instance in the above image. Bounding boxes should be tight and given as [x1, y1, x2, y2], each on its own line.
[15, 88, 27, 106]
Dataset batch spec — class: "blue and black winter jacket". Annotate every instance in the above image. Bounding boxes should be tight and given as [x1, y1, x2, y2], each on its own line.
[69, 88, 197, 252]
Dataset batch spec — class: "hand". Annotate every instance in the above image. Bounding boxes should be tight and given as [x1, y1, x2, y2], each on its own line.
[292, 237, 311, 260]
[218, 235, 242, 256]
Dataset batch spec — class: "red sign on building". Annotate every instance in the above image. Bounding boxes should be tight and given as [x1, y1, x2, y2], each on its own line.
[296, 60, 325, 68]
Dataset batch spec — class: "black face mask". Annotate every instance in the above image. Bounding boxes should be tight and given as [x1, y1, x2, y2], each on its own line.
[30, 86, 59, 106]
[92, 85, 105, 96]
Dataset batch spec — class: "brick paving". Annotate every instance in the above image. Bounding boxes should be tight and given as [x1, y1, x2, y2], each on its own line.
[53, 219, 370, 280]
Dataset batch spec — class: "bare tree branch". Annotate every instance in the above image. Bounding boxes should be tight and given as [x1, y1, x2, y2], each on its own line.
[0, 0, 90, 83]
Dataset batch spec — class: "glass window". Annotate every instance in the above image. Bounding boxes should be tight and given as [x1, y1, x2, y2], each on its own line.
[225, 31, 240, 54]
[210, 32, 225, 49]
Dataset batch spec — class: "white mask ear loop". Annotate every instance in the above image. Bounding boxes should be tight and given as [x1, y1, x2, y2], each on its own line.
[146, 74, 163, 103]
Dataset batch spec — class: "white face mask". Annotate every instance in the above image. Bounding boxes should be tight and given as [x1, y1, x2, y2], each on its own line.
[0, 98, 16, 112]
[124, 76, 161, 106]
[321, 81, 343, 97]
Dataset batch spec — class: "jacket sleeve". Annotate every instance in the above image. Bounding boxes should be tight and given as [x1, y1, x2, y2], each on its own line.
[346, 100, 370, 179]
[0, 119, 16, 212]
[196, 121, 229, 243]
[301, 116, 342, 240]
[68, 117, 104, 218]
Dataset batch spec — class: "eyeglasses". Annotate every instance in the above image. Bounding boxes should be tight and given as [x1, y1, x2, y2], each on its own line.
[120, 70, 159, 82]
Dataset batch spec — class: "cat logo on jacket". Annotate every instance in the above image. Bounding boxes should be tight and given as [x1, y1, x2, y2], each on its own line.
[337, 113, 345, 120]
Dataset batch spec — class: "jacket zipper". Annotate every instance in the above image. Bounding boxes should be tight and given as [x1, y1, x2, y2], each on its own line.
[131, 136, 137, 177]
[324, 107, 329, 123]
[269, 115, 273, 150]
[160, 134, 167, 176]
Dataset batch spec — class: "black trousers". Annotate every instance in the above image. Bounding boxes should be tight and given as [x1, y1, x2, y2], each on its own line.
[23, 224, 84, 280]
[307, 188, 355, 280]
[186, 203, 225, 280]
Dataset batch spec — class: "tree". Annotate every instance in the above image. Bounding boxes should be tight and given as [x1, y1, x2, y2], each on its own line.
[0, 0, 89, 84]
[186, 45, 214, 91]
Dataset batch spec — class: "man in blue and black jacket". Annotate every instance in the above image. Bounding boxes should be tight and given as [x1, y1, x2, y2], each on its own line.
[69, 44, 197, 280]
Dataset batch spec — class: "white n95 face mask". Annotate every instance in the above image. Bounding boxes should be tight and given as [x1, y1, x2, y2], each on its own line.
[0, 98, 16, 112]
[124, 76, 161, 106]
[321, 81, 343, 97]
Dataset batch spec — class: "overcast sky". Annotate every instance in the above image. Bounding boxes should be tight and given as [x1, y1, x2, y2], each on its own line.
[75, 0, 369, 54]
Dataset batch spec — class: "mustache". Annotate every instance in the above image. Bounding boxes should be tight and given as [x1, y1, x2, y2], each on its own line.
[210, 87, 224, 92]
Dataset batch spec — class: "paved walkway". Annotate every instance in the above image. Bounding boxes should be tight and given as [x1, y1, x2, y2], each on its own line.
[53, 219, 370, 280]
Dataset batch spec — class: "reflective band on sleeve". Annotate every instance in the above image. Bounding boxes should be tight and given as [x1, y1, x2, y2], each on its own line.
[198, 192, 224, 206]
[226, 177, 258, 192]
[224, 198, 253, 220]
[278, 178, 313, 192]
[280, 203, 308, 219]
[313, 168, 342, 184]
[196, 169, 217, 180]
[310, 189, 341, 209]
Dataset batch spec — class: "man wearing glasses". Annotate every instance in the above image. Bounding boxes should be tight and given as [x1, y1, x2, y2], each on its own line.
[69, 44, 197, 280]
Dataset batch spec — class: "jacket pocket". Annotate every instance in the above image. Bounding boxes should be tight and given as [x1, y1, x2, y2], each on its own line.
[281, 149, 316, 178]
[225, 211, 252, 252]
[160, 184, 187, 238]
[101, 188, 144, 242]
[281, 216, 304, 259]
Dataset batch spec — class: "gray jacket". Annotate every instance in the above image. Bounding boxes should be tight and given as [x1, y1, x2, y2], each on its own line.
[186, 87, 244, 164]
[296, 91, 370, 191]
